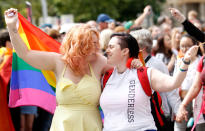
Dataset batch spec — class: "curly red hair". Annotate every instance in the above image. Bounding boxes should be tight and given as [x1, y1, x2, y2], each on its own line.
[60, 24, 99, 75]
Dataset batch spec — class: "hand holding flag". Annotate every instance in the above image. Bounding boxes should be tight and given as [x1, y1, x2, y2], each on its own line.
[4, 8, 18, 27]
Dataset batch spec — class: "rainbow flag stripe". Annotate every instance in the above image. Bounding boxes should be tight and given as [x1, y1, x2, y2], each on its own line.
[9, 13, 60, 114]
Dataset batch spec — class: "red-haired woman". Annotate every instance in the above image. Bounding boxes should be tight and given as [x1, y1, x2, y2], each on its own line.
[4, 8, 114, 131]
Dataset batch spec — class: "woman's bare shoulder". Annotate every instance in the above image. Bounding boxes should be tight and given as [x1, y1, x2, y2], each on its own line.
[89, 53, 106, 75]
[94, 53, 107, 67]
[92, 53, 113, 75]
[97, 53, 107, 61]
[53, 53, 66, 76]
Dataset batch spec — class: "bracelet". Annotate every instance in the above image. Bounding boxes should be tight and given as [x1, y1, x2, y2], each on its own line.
[182, 58, 190, 65]
[179, 68, 188, 72]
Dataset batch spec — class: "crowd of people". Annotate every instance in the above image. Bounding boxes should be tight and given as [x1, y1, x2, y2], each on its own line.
[0, 5, 205, 131]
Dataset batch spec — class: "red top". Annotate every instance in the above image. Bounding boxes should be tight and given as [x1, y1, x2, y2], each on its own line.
[197, 56, 205, 114]
[197, 56, 204, 72]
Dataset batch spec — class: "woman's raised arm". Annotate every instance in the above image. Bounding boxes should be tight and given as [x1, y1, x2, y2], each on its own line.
[151, 45, 199, 92]
[169, 8, 205, 42]
[5, 8, 59, 71]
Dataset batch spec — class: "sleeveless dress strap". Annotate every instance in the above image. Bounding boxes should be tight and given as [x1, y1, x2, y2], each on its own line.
[61, 64, 67, 78]
[88, 63, 95, 78]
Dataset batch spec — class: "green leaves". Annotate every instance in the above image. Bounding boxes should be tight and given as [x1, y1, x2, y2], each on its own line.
[0, 0, 165, 27]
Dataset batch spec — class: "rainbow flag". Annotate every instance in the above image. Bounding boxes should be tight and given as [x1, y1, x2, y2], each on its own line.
[9, 13, 61, 114]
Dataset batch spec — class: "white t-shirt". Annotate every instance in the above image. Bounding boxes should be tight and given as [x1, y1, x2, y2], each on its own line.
[155, 53, 170, 65]
[100, 68, 157, 131]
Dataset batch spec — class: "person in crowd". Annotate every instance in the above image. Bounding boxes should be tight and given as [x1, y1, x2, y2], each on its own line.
[0, 28, 37, 131]
[157, 15, 172, 36]
[155, 34, 175, 74]
[96, 13, 114, 32]
[149, 25, 162, 40]
[169, 8, 204, 43]
[132, 5, 152, 29]
[86, 20, 98, 28]
[170, 7, 205, 131]
[130, 29, 181, 131]
[100, 32, 198, 131]
[148, 25, 162, 55]
[173, 34, 201, 131]
[171, 27, 182, 54]
[124, 5, 152, 33]
[165, 27, 183, 77]
[155, 34, 172, 65]
[188, 10, 200, 24]
[161, 23, 172, 36]
[47, 29, 62, 43]
[108, 21, 116, 30]
[114, 26, 127, 33]
[124, 21, 134, 32]
[19, 106, 37, 131]
[99, 28, 114, 56]
[157, 15, 173, 27]
[0, 29, 16, 131]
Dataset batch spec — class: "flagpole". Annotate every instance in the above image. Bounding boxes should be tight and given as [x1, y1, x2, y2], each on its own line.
[40, 0, 48, 24]
[25, 1, 32, 23]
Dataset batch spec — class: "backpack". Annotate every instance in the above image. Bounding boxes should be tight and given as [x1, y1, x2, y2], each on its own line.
[101, 67, 167, 131]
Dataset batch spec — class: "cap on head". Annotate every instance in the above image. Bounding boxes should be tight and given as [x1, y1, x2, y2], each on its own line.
[97, 13, 114, 23]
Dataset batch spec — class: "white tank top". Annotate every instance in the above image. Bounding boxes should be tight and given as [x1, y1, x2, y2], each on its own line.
[100, 68, 157, 131]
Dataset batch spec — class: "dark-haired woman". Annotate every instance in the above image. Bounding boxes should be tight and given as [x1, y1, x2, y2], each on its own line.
[155, 34, 175, 75]
[100, 33, 198, 131]
[173, 34, 202, 131]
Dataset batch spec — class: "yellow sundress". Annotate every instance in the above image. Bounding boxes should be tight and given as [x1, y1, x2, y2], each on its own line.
[50, 64, 102, 131]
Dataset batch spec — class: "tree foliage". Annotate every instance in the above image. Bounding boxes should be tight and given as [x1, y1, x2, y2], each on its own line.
[53, 0, 165, 22]
[0, 0, 166, 28]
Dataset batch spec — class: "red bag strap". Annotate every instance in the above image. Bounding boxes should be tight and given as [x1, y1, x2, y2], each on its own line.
[137, 67, 152, 96]
[137, 67, 165, 126]
[103, 68, 114, 89]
